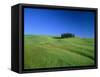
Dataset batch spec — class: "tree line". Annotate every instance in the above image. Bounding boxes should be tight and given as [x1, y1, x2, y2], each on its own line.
[61, 33, 75, 38]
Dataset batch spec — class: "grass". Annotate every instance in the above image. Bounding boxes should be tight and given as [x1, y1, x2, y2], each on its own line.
[24, 35, 95, 69]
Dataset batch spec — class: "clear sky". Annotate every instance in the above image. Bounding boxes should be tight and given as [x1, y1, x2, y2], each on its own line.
[24, 8, 95, 38]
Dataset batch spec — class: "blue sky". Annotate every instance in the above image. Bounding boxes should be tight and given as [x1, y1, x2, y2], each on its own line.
[24, 8, 95, 38]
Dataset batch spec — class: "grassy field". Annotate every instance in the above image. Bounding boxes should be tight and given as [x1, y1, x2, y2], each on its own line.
[24, 35, 94, 69]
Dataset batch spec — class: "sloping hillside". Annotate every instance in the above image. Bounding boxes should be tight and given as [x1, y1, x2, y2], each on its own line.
[24, 35, 94, 69]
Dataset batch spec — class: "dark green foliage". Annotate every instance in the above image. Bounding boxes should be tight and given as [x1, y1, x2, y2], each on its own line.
[61, 33, 75, 38]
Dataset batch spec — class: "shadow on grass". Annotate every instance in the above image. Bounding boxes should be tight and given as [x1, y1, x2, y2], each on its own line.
[52, 36, 74, 39]
[52, 36, 62, 39]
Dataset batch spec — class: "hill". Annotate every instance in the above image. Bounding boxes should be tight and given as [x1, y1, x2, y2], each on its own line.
[24, 35, 94, 69]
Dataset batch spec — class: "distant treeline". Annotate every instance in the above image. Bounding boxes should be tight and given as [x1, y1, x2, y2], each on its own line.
[53, 33, 75, 39]
[61, 33, 75, 38]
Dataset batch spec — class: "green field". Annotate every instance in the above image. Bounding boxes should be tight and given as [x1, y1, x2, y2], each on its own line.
[24, 35, 94, 69]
